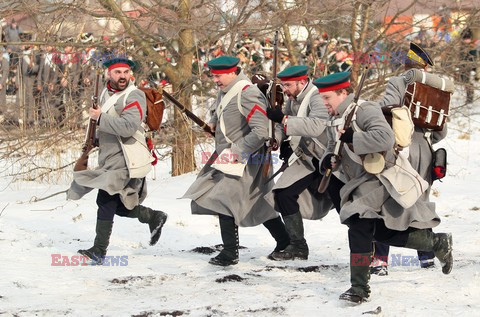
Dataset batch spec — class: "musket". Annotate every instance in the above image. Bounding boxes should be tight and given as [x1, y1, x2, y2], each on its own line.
[161, 89, 215, 136]
[262, 30, 279, 177]
[318, 65, 369, 193]
[264, 158, 287, 184]
[73, 69, 101, 172]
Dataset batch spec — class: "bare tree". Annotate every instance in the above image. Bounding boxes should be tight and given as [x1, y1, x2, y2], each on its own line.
[1, 0, 479, 182]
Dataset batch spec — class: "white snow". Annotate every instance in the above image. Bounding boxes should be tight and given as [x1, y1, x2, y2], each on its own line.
[1, 94, 480, 316]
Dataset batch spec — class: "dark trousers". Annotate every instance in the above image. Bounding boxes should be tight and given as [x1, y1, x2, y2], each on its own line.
[374, 240, 435, 261]
[348, 215, 415, 254]
[96, 189, 131, 221]
[273, 158, 344, 216]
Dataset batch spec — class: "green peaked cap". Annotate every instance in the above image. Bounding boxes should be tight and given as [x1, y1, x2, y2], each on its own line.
[313, 72, 351, 92]
[277, 65, 309, 81]
[207, 56, 240, 73]
[102, 57, 136, 69]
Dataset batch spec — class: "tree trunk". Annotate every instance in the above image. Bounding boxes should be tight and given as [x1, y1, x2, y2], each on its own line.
[171, 0, 195, 176]
[277, 0, 299, 65]
[99, 0, 196, 176]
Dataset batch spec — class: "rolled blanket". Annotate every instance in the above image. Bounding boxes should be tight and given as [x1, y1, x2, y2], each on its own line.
[404, 69, 455, 93]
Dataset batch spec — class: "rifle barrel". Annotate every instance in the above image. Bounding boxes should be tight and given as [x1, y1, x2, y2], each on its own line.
[162, 90, 214, 136]
[318, 64, 370, 193]
[262, 30, 280, 178]
[74, 70, 101, 172]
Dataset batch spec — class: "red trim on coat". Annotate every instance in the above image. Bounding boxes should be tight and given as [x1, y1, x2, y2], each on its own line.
[242, 84, 250, 91]
[283, 115, 289, 133]
[106, 81, 121, 93]
[246, 104, 267, 123]
[122, 101, 143, 120]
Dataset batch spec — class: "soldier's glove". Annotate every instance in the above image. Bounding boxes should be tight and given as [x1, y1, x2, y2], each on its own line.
[279, 141, 293, 162]
[266, 107, 285, 123]
[339, 127, 354, 143]
[322, 153, 335, 170]
[265, 138, 279, 151]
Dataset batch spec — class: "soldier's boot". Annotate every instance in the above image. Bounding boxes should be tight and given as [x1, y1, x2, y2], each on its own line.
[369, 257, 388, 276]
[339, 253, 371, 304]
[209, 216, 239, 266]
[270, 212, 308, 261]
[130, 205, 168, 246]
[78, 219, 113, 264]
[263, 216, 290, 260]
[404, 229, 453, 274]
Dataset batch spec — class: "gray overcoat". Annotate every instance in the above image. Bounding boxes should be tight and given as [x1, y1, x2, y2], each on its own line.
[265, 81, 333, 219]
[324, 94, 440, 231]
[182, 72, 279, 227]
[378, 75, 447, 222]
[67, 81, 148, 210]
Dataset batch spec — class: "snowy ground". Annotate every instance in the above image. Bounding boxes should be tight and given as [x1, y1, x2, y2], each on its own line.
[1, 95, 480, 316]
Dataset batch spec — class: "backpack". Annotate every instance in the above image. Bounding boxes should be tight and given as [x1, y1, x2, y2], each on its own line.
[381, 105, 414, 150]
[138, 87, 165, 131]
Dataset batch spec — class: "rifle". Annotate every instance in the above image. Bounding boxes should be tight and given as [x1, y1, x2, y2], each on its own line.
[262, 30, 279, 177]
[264, 155, 288, 184]
[318, 66, 369, 193]
[161, 89, 215, 136]
[73, 70, 101, 172]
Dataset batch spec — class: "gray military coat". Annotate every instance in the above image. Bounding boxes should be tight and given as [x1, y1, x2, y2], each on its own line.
[182, 72, 279, 227]
[67, 81, 148, 210]
[325, 94, 440, 231]
[265, 81, 333, 219]
[378, 75, 446, 222]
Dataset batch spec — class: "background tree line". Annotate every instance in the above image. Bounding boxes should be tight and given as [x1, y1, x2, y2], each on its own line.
[0, 0, 478, 182]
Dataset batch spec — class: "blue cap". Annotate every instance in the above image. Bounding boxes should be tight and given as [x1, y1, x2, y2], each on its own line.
[407, 42, 434, 67]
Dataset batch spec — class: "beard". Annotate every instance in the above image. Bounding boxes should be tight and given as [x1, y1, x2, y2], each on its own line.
[110, 77, 128, 90]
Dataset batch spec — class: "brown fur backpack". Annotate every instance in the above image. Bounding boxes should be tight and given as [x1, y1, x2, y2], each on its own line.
[138, 87, 165, 131]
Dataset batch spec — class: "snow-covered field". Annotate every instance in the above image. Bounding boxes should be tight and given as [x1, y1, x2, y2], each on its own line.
[1, 94, 480, 316]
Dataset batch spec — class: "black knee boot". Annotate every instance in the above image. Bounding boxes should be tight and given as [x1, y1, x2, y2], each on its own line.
[404, 229, 453, 274]
[78, 219, 113, 264]
[128, 205, 168, 246]
[209, 215, 239, 266]
[270, 212, 308, 260]
[339, 253, 372, 304]
[263, 216, 290, 259]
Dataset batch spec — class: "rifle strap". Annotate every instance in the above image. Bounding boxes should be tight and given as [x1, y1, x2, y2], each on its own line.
[286, 86, 316, 166]
[217, 79, 250, 144]
[327, 100, 364, 155]
[288, 86, 316, 151]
